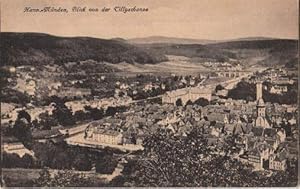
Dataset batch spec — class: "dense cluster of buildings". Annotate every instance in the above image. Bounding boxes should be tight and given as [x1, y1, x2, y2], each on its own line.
[65, 96, 132, 113]
[81, 76, 297, 171]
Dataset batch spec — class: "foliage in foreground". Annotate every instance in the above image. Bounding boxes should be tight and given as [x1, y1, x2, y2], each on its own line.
[129, 128, 298, 187]
[33, 169, 105, 187]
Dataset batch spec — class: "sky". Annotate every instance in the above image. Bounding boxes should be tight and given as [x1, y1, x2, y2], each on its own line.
[1, 0, 299, 40]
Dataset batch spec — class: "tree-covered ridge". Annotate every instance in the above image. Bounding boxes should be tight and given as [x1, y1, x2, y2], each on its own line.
[1, 32, 168, 66]
[139, 39, 298, 66]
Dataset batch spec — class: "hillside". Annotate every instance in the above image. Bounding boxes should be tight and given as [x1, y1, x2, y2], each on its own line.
[207, 39, 297, 49]
[1, 32, 167, 66]
[138, 39, 298, 67]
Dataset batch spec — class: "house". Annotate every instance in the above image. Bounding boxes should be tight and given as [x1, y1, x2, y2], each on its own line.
[248, 142, 273, 170]
[248, 127, 281, 147]
[276, 128, 286, 142]
[263, 128, 277, 139]
[166, 124, 176, 133]
[269, 152, 287, 171]
[136, 129, 147, 145]
[189, 79, 195, 86]
[269, 85, 288, 94]
[211, 125, 223, 137]
[207, 134, 219, 146]
[272, 78, 294, 85]
[13, 78, 36, 96]
[233, 123, 247, 135]
[86, 127, 123, 145]
[122, 131, 136, 145]
[216, 89, 228, 97]
[144, 83, 155, 91]
[3, 136, 35, 157]
[206, 113, 229, 124]
[157, 113, 179, 126]
[288, 117, 297, 125]
[249, 127, 263, 137]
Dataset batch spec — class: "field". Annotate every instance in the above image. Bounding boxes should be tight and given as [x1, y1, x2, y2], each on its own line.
[2, 167, 111, 187]
[106, 55, 210, 76]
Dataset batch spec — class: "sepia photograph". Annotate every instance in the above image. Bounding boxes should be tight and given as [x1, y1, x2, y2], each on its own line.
[0, 0, 299, 187]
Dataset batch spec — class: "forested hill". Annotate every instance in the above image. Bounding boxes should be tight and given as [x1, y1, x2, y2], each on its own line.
[207, 39, 297, 50]
[1, 32, 167, 66]
[138, 39, 298, 67]
[207, 39, 298, 67]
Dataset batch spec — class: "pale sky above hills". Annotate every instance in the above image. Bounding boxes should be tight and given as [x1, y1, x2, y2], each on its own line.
[1, 0, 298, 40]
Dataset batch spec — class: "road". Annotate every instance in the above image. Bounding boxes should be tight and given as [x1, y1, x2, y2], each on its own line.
[2, 164, 124, 184]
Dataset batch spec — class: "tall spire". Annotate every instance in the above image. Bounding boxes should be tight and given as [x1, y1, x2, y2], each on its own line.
[256, 81, 263, 101]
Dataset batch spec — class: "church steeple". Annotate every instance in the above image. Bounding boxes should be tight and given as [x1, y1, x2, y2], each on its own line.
[256, 81, 263, 101]
[255, 81, 270, 128]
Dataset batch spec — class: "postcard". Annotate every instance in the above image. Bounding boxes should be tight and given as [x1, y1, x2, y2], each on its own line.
[1, 0, 299, 187]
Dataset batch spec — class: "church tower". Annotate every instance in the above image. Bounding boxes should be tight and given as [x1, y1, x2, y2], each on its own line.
[255, 82, 270, 128]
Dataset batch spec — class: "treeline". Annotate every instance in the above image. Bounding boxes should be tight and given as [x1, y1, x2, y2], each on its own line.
[227, 81, 256, 101]
[208, 39, 297, 50]
[227, 81, 297, 104]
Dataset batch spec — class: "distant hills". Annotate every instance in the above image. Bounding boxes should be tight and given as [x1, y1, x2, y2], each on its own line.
[128, 36, 217, 45]
[1, 32, 167, 66]
[127, 36, 278, 45]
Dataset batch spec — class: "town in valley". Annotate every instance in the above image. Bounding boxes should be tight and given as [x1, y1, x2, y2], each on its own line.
[1, 32, 298, 187]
